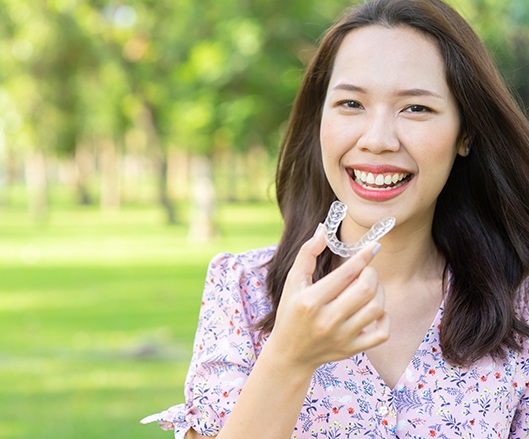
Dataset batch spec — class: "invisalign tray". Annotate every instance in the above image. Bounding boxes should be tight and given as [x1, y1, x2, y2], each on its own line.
[323, 201, 396, 258]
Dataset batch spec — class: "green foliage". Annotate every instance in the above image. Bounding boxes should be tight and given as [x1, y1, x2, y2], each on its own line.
[448, 0, 529, 109]
[0, 0, 358, 159]
[1, 0, 526, 156]
[0, 0, 526, 218]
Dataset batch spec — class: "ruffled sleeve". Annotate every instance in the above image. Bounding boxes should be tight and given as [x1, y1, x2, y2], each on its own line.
[141, 248, 274, 438]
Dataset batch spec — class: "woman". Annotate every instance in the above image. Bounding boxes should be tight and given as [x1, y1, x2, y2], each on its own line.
[142, 0, 529, 437]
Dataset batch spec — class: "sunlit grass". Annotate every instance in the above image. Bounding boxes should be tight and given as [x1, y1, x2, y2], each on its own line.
[0, 200, 281, 439]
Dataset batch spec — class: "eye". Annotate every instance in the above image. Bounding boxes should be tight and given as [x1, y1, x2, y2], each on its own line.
[337, 100, 364, 110]
[405, 104, 432, 113]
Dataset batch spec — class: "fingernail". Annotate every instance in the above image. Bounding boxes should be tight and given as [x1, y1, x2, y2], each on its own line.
[371, 242, 381, 255]
[313, 223, 326, 237]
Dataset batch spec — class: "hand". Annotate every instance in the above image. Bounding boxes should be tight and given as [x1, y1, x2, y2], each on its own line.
[266, 224, 390, 373]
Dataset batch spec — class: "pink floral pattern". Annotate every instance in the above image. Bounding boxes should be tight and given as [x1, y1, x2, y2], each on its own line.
[141, 246, 529, 438]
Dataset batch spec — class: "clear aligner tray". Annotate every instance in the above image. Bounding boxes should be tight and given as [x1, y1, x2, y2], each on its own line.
[323, 201, 396, 258]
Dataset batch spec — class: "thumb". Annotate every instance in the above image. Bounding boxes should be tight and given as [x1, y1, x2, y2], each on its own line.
[285, 223, 328, 290]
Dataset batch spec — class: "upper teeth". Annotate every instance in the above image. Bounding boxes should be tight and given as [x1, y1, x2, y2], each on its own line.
[353, 170, 409, 186]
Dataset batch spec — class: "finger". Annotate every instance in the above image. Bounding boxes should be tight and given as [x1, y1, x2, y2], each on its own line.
[340, 282, 385, 334]
[354, 311, 391, 351]
[329, 266, 379, 318]
[315, 241, 381, 303]
[285, 223, 328, 290]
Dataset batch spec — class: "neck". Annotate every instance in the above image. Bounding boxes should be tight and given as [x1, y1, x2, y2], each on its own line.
[337, 219, 445, 292]
[373, 230, 444, 287]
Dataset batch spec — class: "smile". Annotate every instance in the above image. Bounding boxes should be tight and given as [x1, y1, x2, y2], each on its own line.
[351, 169, 411, 191]
[347, 167, 413, 201]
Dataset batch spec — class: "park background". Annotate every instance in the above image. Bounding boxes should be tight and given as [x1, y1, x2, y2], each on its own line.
[0, 0, 527, 438]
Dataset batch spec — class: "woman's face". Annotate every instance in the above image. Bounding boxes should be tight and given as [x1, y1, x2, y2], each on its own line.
[320, 25, 466, 240]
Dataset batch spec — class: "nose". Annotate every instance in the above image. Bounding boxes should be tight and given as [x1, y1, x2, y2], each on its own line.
[356, 110, 400, 153]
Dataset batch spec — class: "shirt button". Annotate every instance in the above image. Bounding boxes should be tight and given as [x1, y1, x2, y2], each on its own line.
[379, 406, 389, 416]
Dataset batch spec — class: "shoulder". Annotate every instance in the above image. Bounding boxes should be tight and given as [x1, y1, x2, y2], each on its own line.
[201, 245, 277, 327]
[207, 245, 277, 277]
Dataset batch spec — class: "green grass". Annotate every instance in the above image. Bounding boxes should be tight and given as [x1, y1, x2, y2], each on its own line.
[0, 201, 282, 439]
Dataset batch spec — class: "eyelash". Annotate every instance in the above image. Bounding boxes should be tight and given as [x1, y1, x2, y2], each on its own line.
[405, 104, 432, 113]
[336, 101, 433, 113]
[337, 100, 363, 109]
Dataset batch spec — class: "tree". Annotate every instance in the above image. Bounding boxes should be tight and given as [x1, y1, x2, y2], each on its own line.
[0, 0, 525, 230]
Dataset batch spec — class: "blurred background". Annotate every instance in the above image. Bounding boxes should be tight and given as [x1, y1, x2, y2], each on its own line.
[0, 0, 527, 438]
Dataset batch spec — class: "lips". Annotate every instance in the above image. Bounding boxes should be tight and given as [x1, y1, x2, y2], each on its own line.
[347, 166, 413, 200]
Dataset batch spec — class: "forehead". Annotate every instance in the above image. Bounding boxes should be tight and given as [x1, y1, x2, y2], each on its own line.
[329, 25, 448, 92]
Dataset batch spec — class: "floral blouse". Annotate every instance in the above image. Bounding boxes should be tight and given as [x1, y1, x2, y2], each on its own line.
[141, 246, 529, 438]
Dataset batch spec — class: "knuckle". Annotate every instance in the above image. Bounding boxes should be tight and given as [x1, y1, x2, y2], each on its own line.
[373, 303, 386, 319]
[365, 301, 385, 319]
[373, 328, 390, 344]
[355, 278, 376, 299]
[362, 266, 378, 279]
[314, 319, 333, 338]
[312, 311, 339, 338]
[294, 295, 318, 316]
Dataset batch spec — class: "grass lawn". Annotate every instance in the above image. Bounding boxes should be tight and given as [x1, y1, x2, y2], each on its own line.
[0, 201, 282, 439]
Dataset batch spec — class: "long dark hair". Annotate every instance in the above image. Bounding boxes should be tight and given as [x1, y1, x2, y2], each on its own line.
[258, 0, 529, 366]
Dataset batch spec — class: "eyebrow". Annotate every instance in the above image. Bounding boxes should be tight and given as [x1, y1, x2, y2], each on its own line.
[332, 83, 365, 93]
[396, 88, 443, 99]
[332, 83, 443, 99]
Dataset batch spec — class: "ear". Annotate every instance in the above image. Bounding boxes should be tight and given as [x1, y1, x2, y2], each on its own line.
[457, 133, 470, 157]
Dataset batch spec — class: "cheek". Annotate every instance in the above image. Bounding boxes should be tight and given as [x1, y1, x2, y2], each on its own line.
[319, 119, 345, 187]
[432, 133, 460, 168]
[412, 122, 460, 168]
[319, 113, 333, 149]
[319, 116, 337, 165]
[416, 141, 459, 191]
[320, 114, 355, 159]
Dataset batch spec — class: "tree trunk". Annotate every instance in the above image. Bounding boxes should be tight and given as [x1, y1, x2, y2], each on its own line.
[156, 152, 176, 224]
[142, 105, 176, 224]
[75, 142, 94, 205]
[25, 149, 48, 223]
[188, 154, 216, 243]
